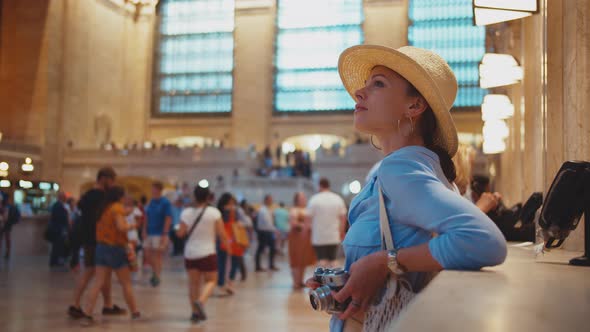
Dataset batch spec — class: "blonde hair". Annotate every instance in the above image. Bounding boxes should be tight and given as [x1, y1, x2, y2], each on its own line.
[452, 144, 474, 195]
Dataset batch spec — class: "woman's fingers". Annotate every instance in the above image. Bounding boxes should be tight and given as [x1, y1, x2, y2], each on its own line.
[305, 278, 321, 290]
[332, 281, 353, 304]
[337, 297, 361, 320]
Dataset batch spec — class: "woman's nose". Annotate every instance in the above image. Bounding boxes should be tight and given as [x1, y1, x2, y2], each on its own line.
[355, 87, 366, 101]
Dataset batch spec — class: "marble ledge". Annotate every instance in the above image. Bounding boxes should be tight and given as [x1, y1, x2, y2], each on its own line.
[392, 244, 589, 332]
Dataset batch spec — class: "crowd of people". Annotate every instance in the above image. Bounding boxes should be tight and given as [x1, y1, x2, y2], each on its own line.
[39, 165, 350, 326]
[257, 145, 313, 178]
[2, 43, 517, 332]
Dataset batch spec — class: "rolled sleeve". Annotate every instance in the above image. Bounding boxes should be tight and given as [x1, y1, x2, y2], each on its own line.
[379, 156, 507, 270]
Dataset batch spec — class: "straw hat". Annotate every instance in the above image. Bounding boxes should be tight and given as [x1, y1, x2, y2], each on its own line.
[338, 45, 459, 157]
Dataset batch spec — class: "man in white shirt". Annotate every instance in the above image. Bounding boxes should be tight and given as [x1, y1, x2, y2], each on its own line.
[308, 178, 347, 267]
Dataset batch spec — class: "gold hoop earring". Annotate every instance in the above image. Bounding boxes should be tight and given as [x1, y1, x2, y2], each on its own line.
[370, 135, 382, 150]
[397, 117, 415, 137]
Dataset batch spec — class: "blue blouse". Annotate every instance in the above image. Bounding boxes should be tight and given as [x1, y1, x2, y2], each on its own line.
[330, 146, 507, 331]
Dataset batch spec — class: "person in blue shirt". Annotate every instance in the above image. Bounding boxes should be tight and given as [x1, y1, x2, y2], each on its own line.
[273, 202, 290, 255]
[143, 181, 173, 287]
[170, 197, 186, 256]
[307, 45, 507, 331]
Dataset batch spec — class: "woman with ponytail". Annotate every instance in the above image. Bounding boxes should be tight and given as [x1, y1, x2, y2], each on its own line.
[306, 45, 507, 332]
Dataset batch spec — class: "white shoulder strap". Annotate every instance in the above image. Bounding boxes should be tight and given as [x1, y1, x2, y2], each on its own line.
[378, 183, 395, 251]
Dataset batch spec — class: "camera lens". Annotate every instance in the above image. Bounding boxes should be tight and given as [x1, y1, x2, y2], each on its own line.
[309, 294, 319, 311]
[309, 286, 333, 312]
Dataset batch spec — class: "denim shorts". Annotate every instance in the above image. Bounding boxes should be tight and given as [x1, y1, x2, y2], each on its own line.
[95, 243, 128, 269]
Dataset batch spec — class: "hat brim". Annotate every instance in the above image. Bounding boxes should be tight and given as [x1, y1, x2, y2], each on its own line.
[338, 45, 458, 157]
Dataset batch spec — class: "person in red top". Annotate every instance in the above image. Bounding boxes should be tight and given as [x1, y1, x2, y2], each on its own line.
[216, 193, 248, 295]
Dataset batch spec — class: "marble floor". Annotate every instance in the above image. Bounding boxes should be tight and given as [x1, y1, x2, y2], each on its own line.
[0, 253, 330, 332]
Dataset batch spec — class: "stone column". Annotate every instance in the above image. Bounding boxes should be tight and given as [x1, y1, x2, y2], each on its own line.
[545, 0, 590, 252]
[42, 0, 66, 181]
[231, 1, 276, 150]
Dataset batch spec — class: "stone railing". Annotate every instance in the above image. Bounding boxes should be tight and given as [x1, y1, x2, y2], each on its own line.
[0, 141, 42, 157]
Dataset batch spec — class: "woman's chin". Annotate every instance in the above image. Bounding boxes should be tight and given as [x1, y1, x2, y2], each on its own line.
[353, 118, 374, 134]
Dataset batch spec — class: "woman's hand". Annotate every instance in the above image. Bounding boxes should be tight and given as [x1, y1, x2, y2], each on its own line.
[332, 251, 390, 320]
[305, 276, 321, 290]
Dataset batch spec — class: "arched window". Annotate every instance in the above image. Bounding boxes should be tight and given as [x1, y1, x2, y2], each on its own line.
[408, 0, 487, 109]
[274, 0, 364, 113]
[153, 0, 234, 115]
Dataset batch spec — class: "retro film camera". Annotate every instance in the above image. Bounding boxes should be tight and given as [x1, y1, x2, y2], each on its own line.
[309, 267, 351, 314]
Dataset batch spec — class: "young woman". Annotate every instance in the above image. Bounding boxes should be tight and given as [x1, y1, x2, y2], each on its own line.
[82, 186, 140, 325]
[217, 193, 248, 289]
[288, 192, 316, 290]
[176, 186, 230, 323]
[307, 45, 507, 331]
[215, 192, 241, 295]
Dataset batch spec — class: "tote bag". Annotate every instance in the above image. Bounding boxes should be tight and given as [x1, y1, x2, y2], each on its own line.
[343, 185, 417, 332]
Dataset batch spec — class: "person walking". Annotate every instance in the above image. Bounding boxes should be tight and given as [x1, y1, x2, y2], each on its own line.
[0, 194, 20, 259]
[81, 186, 140, 325]
[170, 197, 186, 256]
[143, 181, 173, 287]
[273, 202, 290, 256]
[254, 194, 279, 272]
[216, 193, 248, 294]
[288, 192, 316, 290]
[67, 167, 125, 319]
[176, 185, 230, 323]
[48, 191, 70, 268]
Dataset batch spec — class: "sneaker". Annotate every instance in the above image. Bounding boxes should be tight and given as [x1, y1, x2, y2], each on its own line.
[193, 301, 207, 321]
[131, 312, 141, 320]
[190, 313, 201, 323]
[103, 305, 127, 316]
[79, 313, 94, 327]
[270, 266, 280, 271]
[149, 275, 160, 287]
[68, 306, 85, 319]
[255, 268, 266, 272]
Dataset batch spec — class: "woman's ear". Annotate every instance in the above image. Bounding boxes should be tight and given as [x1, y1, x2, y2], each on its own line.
[407, 96, 429, 117]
